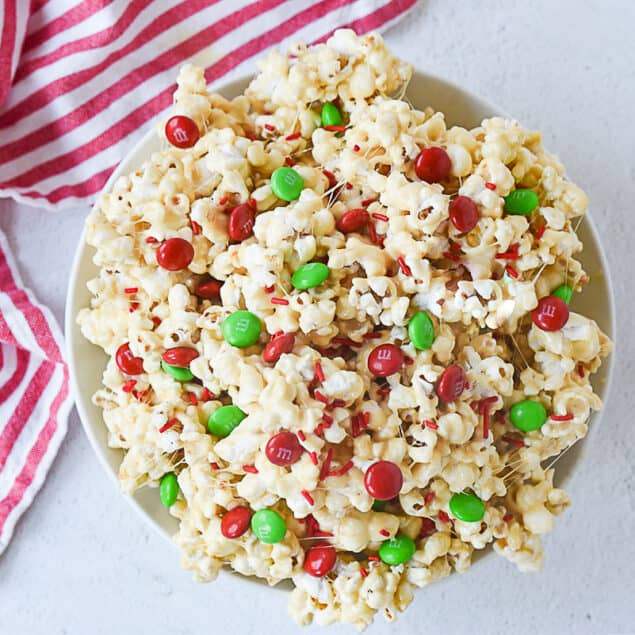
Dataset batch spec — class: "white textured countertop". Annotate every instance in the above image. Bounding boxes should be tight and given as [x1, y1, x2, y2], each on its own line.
[1, 1, 634, 634]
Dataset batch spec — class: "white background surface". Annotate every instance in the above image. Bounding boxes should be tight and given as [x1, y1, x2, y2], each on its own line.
[1, 1, 634, 634]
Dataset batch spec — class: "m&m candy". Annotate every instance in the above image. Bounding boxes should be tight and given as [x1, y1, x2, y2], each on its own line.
[156, 237, 194, 271]
[436, 365, 466, 402]
[162, 347, 199, 367]
[161, 360, 194, 382]
[449, 195, 479, 232]
[115, 342, 144, 375]
[336, 208, 369, 233]
[509, 399, 547, 432]
[165, 115, 199, 148]
[367, 343, 404, 377]
[207, 405, 246, 438]
[265, 431, 303, 466]
[364, 461, 403, 501]
[159, 472, 179, 508]
[414, 146, 451, 183]
[378, 535, 416, 565]
[532, 296, 569, 331]
[263, 332, 295, 364]
[504, 189, 539, 215]
[228, 203, 256, 242]
[271, 167, 304, 201]
[251, 509, 287, 543]
[222, 310, 262, 347]
[304, 542, 337, 577]
[321, 102, 342, 127]
[291, 262, 330, 290]
[195, 278, 223, 300]
[449, 492, 485, 522]
[221, 506, 252, 539]
[552, 284, 573, 304]
[408, 311, 436, 350]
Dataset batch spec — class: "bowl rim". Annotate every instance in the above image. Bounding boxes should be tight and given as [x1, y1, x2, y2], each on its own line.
[65, 68, 616, 552]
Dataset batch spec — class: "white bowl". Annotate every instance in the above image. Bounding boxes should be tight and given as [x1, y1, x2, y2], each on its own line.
[65, 71, 615, 546]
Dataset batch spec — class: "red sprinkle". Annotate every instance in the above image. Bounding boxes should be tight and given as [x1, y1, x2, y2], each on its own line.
[122, 379, 136, 393]
[377, 386, 391, 396]
[314, 390, 329, 404]
[495, 245, 520, 260]
[264, 123, 275, 131]
[379, 529, 390, 537]
[264, 285, 275, 293]
[351, 413, 361, 438]
[218, 195, 229, 206]
[284, 156, 296, 167]
[483, 407, 490, 439]
[242, 465, 259, 474]
[301, 489, 315, 506]
[188, 392, 198, 406]
[201, 388, 211, 401]
[449, 242, 462, 252]
[159, 418, 179, 433]
[314, 362, 325, 383]
[191, 220, 201, 235]
[359, 567, 368, 578]
[442, 251, 461, 262]
[550, 413, 574, 421]
[324, 125, 346, 132]
[345, 182, 353, 190]
[484, 182, 497, 190]
[372, 212, 389, 222]
[424, 419, 438, 430]
[424, 491, 435, 504]
[353, 144, 360, 152]
[369, 221, 377, 243]
[151, 316, 161, 328]
[503, 512, 514, 522]
[404, 356, 414, 366]
[319, 448, 334, 480]
[505, 265, 519, 279]
[363, 411, 370, 426]
[210, 462, 220, 470]
[577, 362, 585, 378]
[309, 451, 319, 466]
[270, 297, 289, 306]
[124, 287, 138, 294]
[297, 430, 306, 442]
[501, 434, 525, 448]
[145, 236, 158, 243]
[328, 460, 353, 477]
[332, 337, 361, 348]
[364, 331, 382, 339]
[245, 131, 259, 141]
[128, 302, 139, 313]
[368, 555, 380, 562]
[285, 131, 301, 141]
[321, 414, 333, 426]
[361, 198, 377, 207]
[438, 511, 450, 523]
[322, 169, 337, 189]
[535, 225, 546, 240]
[249, 197, 257, 210]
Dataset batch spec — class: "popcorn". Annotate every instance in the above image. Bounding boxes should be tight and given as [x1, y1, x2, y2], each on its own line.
[77, 30, 611, 630]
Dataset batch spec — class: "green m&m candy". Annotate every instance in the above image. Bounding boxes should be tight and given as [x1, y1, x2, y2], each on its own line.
[321, 102, 342, 127]
[161, 360, 194, 382]
[207, 405, 246, 438]
[222, 310, 262, 348]
[291, 262, 330, 290]
[509, 399, 547, 432]
[378, 535, 416, 566]
[408, 311, 436, 350]
[552, 284, 573, 304]
[504, 189, 539, 215]
[250, 509, 287, 543]
[371, 499, 386, 512]
[449, 492, 485, 522]
[271, 167, 304, 202]
[160, 472, 179, 508]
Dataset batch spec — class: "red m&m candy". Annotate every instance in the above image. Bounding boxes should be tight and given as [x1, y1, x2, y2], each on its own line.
[449, 196, 479, 233]
[162, 347, 199, 367]
[304, 542, 336, 577]
[157, 237, 194, 271]
[265, 431, 303, 466]
[436, 365, 466, 402]
[228, 203, 256, 242]
[532, 296, 569, 331]
[195, 278, 223, 300]
[115, 342, 144, 375]
[263, 332, 295, 364]
[364, 461, 403, 500]
[165, 115, 200, 148]
[336, 208, 369, 233]
[414, 146, 451, 183]
[367, 343, 404, 377]
[221, 506, 252, 539]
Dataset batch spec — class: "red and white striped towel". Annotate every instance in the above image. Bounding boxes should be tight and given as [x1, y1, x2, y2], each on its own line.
[0, 0, 416, 553]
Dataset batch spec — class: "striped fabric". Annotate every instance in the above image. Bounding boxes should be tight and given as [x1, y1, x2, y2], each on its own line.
[0, 0, 415, 553]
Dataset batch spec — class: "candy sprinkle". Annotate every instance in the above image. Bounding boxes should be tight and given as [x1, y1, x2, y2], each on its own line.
[484, 182, 497, 190]
[424, 491, 435, 505]
[505, 265, 519, 279]
[191, 220, 201, 235]
[218, 195, 229, 206]
[159, 418, 179, 433]
[301, 490, 315, 506]
[535, 225, 546, 240]
[324, 125, 346, 132]
[319, 448, 334, 480]
[284, 156, 296, 167]
[501, 434, 525, 448]
[577, 362, 585, 377]
[372, 212, 389, 222]
[285, 131, 302, 141]
[503, 512, 514, 522]
[424, 419, 438, 430]
[368, 555, 380, 562]
[264, 123, 275, 131]
[270, 297, 289, 305]
[353, 144, 360, 152]
[314, 362, 325, 383]
[438, 511, 450, 524]
[242, 465, 259, 474]
[550, 413, 574, 421]
[361, 197, 377, 207]
[188, 392, 198, 406]
[360, 567, 368, 578]
[210, 462, 220, 470]
[379, 529, 390, 537]
[122, 379, 137, 393]
[145, 236, 158, 243]
[314, 390, 329, 404]
[297, 430, 306, 442]
[321, 414, 333, 425]
[124, 287, 138, 294]
[369, 222, 377, 243]
[309, 451, 319, 466]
